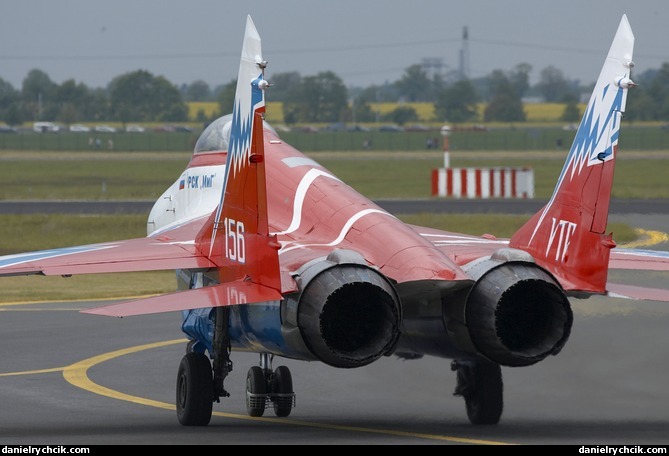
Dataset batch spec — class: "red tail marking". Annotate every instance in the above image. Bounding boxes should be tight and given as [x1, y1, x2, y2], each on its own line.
[195, 111, 281, 291]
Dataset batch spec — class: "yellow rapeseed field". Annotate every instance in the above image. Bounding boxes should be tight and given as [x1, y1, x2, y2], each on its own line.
[187, 102, 220, 119]
[187, 101, 284, 124]
[187, 101, 585, 124]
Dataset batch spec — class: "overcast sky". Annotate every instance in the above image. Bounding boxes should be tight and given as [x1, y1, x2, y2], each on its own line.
[1, 1, 668, 91]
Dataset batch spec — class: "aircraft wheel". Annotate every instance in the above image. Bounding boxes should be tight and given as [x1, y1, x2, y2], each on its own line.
[272, 366, 294, 418]
[246, 366, 267, 417]
[176, 352, 213, 426]
[454, 361, 503, 425]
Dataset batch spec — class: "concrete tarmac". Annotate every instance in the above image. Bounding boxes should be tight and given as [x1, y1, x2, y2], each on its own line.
[0, 212, 667, 445]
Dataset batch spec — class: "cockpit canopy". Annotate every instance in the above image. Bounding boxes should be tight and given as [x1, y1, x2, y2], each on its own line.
[193, 113, 278, 154]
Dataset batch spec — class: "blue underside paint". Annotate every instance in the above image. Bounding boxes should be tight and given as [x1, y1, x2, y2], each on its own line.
[180, 303, 301, 358]
[181, 308, 212, 353]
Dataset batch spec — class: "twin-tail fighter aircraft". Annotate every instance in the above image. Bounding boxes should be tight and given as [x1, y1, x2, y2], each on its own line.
[1, 14, 668, 426]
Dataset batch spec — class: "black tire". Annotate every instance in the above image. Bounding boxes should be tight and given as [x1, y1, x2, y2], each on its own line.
[272, 366, 294, 418]
[463, 362, 503, 425]
[246, 366, 267, 417]
[176, 352, 213, 426]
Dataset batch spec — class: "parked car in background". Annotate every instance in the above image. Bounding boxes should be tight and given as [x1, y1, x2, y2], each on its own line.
[347, 125, 371, 132]
[33, 122, 62, 133]
[0, 125, 17, 133]
[404, 124, 431, 132]
[154, 125, 175, 132]
[324, 122, 346, 132]
[125, 124, 145, 133]
[94, 125, 117, 133]
[154, 125, 193, 133]
[70, 124, 91, 132]
[378, 124, 403, 132]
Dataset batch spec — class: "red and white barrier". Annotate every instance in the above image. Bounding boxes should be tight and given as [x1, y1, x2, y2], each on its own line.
[431, 167, 534, 199]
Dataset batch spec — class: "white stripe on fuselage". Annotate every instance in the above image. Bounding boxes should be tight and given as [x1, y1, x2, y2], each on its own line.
[418, 232, 509, 246]
[272, 168, 342, 236]
[278, 208, 395, 254]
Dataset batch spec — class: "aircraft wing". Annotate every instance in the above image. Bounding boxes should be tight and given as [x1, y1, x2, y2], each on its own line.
[413, 225, 669, 303]
[82, 280, 282, 317]
[415, 226, 669, 273]
[608, 248, 669, 271]
[605, 248, 669, 302]
[0, 216, 215, 277]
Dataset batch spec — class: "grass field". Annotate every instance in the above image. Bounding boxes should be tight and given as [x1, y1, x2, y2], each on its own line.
[0, 151, 189, 200]
[3, 149, 669, 200]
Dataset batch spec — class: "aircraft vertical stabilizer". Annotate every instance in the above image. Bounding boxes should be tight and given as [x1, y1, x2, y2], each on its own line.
[194, 15, 282, 292]
[509, 15, 635, 293]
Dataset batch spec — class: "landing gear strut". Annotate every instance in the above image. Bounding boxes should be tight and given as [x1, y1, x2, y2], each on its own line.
[451, 359, 503, 425]
[246, 353, 296, 418]
[175, 299, 295, 424]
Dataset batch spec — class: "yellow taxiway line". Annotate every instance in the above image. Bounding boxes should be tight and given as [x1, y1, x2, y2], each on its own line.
[618, 228, 669, 249]
[1, 338, 512, 445]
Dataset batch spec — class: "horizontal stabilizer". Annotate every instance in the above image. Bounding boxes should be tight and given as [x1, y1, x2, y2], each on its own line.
[606, 282, 669, 302]
[82, 280, 283, 317]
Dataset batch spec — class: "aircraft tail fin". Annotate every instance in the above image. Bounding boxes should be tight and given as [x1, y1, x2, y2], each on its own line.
[509, 14, 635, 293]
[195, 15, 281, 292]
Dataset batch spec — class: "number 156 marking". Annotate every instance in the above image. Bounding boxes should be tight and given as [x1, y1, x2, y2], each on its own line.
[224, 218, 245, 263]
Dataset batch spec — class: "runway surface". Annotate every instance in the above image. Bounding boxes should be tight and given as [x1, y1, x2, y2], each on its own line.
[0, 210, 668, 445]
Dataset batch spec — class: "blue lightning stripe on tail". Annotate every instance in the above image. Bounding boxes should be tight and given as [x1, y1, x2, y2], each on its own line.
[529, 84, 626, 245]
[208, 16, 265, 257]
[558, 86, 624, 187]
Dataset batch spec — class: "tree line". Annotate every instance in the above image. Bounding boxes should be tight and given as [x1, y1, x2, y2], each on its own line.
[2, 61, 669, 127]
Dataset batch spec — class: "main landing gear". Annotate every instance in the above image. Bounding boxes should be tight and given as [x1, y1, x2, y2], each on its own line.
[176, 306, 295, 426]
[176, 351, 214, 426]
[451, 359, 504, 425]
[246, 354, 296, 418]
[175, 350, 296, 426]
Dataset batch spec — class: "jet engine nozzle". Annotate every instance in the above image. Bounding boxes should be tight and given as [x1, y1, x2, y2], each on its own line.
[297, 264, 401, 368]
[464, 262, 573, 367]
